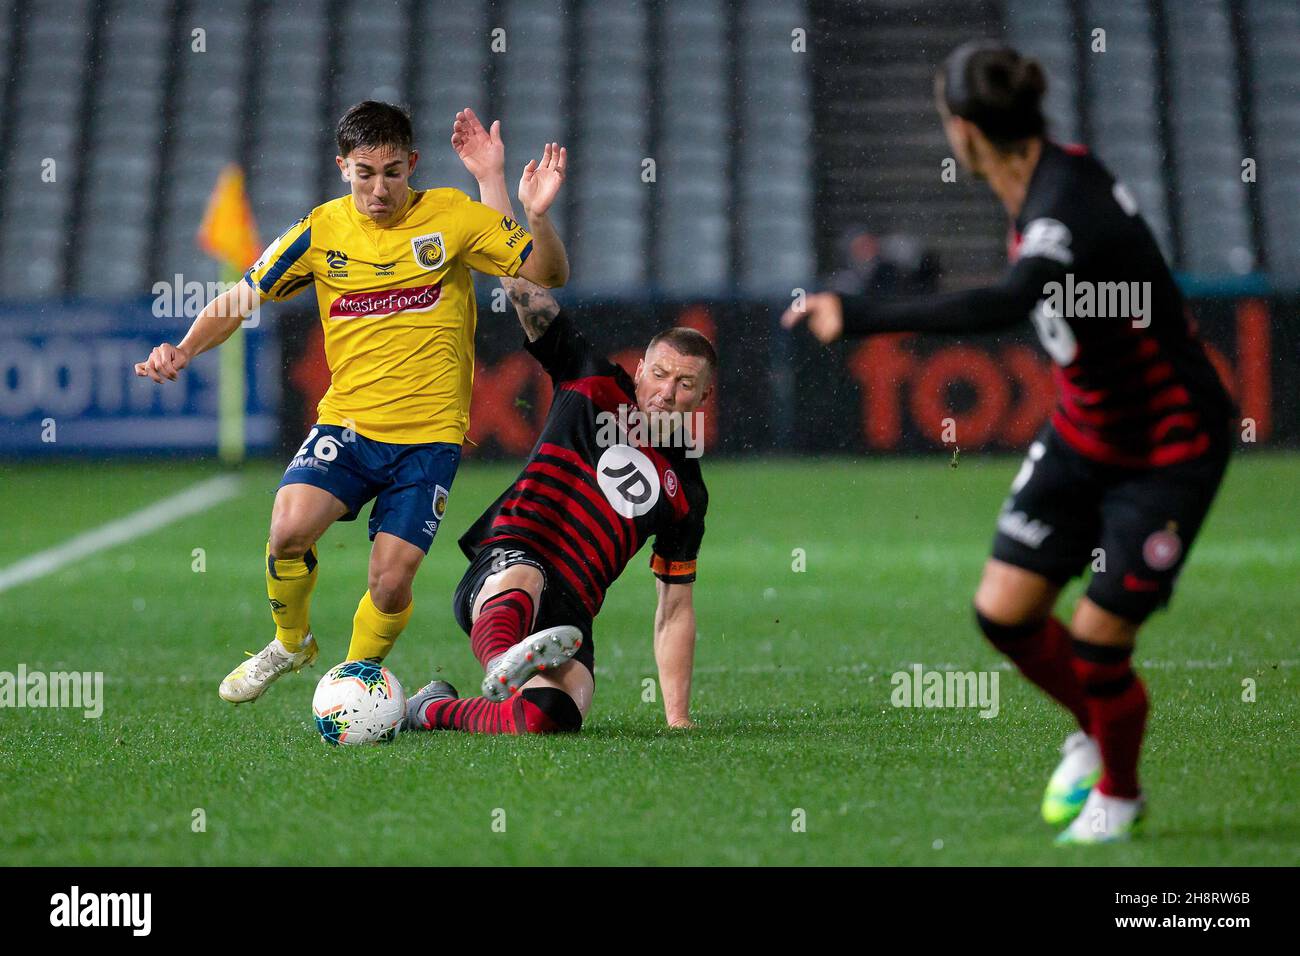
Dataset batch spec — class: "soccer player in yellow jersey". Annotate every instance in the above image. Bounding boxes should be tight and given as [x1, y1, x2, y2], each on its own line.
[134, 101, 570, 703]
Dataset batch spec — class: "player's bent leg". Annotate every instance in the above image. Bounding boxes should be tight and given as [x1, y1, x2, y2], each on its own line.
[520, 658, 593, 720]
[219, 483, 347, 704]
[469, 564, 544, 670]
[1056, 597, 1147, 843]
[973, 559, 1100, 824]
[266, 482, 349, 651]
[346, 532, 424, 661]
[972, 558, 1059, 623]
[405, 662, 588, 735]
[481, 624, 584, 702]
[973, 559, 1089, 730]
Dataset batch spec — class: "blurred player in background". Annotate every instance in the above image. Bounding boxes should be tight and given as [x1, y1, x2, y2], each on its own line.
[135, 101, 570, 703]
[784, 43, 1234, 843]
[404, 111, 711, 734]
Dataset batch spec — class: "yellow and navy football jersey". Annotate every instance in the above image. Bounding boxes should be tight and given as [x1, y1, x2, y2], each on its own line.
[244, 188, 534, 444]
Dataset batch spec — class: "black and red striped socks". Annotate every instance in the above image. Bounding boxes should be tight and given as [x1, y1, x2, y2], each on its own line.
[1070, 640, 1148, 799]
[975, 610, 1092, 732]
[470, 588, 535, 668]
[417, 687, 581, 735]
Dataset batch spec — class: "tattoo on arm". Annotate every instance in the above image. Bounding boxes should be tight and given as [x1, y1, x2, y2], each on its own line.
[500, 276, 560, 341]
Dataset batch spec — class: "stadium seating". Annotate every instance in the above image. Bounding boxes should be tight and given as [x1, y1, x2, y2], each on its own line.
[1081, 0, 1173, 261]
[158, 0, 252, 287]
[1245, 0, 1300, 279]
[0, 0, 95, 297]
[0, 0, 1297, 298]
[1164, 0, 1255, 276]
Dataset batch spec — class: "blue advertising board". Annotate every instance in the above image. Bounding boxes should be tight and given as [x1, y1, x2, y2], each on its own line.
[0, 297, 279, 454]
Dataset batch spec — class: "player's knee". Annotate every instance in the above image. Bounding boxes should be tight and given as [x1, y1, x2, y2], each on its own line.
[520, 687, 583, 733]
[484, 563, 544, 604]
[267, 522, 313, 560]
[973, 604, 1044, 651]
[368, 568, 414, 613]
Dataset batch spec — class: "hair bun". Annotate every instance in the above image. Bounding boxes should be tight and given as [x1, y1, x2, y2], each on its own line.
[1012, 58, 1047, 102]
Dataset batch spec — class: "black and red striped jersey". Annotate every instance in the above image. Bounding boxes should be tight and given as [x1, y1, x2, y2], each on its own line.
[838, 141, 1234, 468]
[459, 312, 708, 618]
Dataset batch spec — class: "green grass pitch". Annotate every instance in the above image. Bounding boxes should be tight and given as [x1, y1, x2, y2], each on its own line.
[0, 454, 1296, 865]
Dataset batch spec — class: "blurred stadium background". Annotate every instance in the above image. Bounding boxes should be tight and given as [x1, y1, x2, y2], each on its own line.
[0, 0, 1296, 461]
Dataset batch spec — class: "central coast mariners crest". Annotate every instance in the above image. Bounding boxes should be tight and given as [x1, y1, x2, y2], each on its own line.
[425, 484, 450, 536]
[411, 232, 446, 271]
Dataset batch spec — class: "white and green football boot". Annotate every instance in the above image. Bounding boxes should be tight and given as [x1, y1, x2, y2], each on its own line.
[1041, 730, 1101, 826]
[219, 633, 318, 703]
[481, 625, 583, 702]
[1056, 788, 1145, 845]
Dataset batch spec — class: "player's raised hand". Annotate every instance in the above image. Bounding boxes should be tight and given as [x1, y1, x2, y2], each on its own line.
[134, 343, 191, 383]
[451, 107, 504, 181]
[780, 291, 845, 344]
[518, 142, 567, 219]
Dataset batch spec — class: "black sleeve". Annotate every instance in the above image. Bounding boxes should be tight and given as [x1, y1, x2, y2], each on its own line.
[524, 310, 617, 384]
[838, 252, 1067, 337]
[650, 484, 707, 585]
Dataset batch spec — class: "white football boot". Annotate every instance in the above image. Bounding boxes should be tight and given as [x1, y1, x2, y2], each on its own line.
[1041, 730, 1102, 825]
[1056, 788, 1146, 845]
[219, 633, 318, 703]
[481, 625, 583, 702]
[403, 680, 458, 731]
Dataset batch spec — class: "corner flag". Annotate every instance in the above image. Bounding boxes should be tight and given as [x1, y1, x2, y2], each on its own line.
[197, 165, 261, 465]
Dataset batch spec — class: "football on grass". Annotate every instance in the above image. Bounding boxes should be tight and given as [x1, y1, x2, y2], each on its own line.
[312, 661, 405, 745]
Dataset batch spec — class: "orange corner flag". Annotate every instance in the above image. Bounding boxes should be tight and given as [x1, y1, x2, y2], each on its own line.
[197, 164, 261, 272]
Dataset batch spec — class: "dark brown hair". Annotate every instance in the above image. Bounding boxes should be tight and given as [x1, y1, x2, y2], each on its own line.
[336, 101, 413, 157]
[939, 42, 1046, 150]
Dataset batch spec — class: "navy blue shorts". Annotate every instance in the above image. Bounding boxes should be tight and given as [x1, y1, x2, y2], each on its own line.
[280, 424, 461, 553]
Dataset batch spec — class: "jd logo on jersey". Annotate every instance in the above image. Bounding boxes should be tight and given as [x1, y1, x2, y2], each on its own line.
[596, 445, 660, 518]
[411, 233, 446, 271]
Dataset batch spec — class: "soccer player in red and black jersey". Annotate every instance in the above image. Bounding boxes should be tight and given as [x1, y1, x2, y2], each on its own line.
[404, 110, 713, 734]
[784, 43, 1234, 843]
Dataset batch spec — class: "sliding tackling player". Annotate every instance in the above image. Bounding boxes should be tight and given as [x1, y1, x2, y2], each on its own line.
[405, 111, 714, 732]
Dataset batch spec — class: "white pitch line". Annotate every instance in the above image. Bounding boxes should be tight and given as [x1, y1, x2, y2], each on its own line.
[0, 474, 243, 594]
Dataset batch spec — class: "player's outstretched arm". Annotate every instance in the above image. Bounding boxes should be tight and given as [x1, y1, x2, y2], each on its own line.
[453, 107, 515, 219]
[454, 108, 567, 288]
[133, 280, 259, 383]
[514, 142, 569, 288]
[780, 254, 1057, 344]
[654, 580, 698, 729]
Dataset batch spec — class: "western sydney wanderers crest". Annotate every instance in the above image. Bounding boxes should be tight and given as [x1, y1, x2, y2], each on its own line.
[411, 232, 446, 271]
[1142, 524, 1183, 571]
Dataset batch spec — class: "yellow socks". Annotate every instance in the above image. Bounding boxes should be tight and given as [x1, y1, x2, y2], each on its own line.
[347, 590, 413, 661]
[265, 542, 318, 652]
